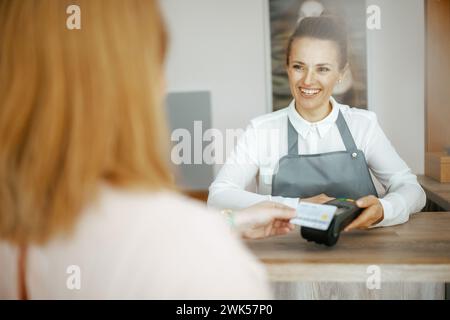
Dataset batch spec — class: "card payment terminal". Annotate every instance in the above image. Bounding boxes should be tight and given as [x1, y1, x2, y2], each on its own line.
[300, 198, 363, 246]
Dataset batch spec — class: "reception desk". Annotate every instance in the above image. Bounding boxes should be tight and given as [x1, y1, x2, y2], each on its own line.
[417, 175, 450, 211]
[245, 212, 450, 299]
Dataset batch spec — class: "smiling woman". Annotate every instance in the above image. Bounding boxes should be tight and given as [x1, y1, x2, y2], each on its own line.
[0, 0, 287, 300]
[208, 14, 426, 233]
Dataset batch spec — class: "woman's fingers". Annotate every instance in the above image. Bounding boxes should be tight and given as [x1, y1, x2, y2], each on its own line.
[319, 193, 335, 203]
[271, 226, 293, 236]
[268, 202, 296, 219]
[356, 195, 379, 208]
[302, 193, 335, 204]
[272, 219, 294, 229]
[344, 204, 381, 231]
[239, 201, 297, 239]
[343, 196, 384, 231]
[267, 220, 296, 237]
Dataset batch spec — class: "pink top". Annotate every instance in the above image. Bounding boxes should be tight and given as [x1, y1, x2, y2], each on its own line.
[0, 185, 270, 299]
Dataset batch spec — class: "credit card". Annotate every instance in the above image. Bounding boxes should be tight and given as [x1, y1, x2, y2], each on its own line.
[290, 202, 337, 231]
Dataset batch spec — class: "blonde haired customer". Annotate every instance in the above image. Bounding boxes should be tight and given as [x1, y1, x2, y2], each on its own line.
[0, 0, 294, 299]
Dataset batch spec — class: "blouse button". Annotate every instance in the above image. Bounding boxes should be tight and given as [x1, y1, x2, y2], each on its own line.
[352, 152, 358, 158]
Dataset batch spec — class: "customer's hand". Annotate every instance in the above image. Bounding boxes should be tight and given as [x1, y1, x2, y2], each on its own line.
[301, 193, 335, 204]
[233, 202, 296, 240]
[344, 195, 384, 231]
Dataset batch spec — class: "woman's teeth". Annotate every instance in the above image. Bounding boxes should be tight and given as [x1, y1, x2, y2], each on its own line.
[300, 88, 321, 96]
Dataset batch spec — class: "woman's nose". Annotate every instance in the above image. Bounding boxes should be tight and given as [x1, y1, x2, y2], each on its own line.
[302, 70, 315, 86]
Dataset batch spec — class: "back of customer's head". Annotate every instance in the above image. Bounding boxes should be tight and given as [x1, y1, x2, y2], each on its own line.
[0, 0, 172, 245]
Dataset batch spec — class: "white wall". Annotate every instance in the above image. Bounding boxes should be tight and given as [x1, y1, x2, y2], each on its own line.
[160, 0, 270, 135]
[366, 0, 425, 174]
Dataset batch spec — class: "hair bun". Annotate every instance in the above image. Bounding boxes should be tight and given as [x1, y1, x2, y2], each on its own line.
[288, 5, 348, 69]
[298, 0, 325, 22]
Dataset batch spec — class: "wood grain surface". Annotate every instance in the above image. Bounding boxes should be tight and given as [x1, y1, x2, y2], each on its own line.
[418, 175, 450, 210]
[245, 212, 450, 282]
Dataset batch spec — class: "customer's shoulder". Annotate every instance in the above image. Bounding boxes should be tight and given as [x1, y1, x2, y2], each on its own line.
[41, 186, 261, 299]
[97, 185, 219, 224]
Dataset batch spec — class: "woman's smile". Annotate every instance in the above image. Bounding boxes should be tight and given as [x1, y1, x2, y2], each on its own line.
[299, 86, 322, 99]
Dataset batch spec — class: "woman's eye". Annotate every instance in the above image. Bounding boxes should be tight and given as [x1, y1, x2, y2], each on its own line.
[318, 67, 330, 73]
[293, 65, 304, 71]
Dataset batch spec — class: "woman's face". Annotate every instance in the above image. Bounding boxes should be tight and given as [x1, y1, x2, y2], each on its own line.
[286, 37, 342, 112]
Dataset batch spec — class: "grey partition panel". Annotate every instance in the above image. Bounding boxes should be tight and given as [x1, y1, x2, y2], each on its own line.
[166, 91, 214, 191]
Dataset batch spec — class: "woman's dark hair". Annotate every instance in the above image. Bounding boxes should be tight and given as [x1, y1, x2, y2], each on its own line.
[286, 15, 348, 70]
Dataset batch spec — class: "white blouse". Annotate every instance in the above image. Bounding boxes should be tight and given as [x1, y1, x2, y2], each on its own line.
[0, 185, 270, 299]
[208, 97, 426, 227]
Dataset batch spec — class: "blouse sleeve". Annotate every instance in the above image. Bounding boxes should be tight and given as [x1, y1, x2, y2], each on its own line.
[207, 123, 299, 210]
[363, 113, 426, 227]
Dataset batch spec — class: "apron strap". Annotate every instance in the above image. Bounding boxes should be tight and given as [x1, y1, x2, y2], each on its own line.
[335, 111, 358, 152]
[287, 118, 299, 155]
[287, 109, 358, 155]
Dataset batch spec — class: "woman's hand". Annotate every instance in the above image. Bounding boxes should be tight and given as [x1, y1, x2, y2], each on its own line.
[301, 193, 335, 204]
[344, 195, 384, 231]
[233, 202, 296, 240]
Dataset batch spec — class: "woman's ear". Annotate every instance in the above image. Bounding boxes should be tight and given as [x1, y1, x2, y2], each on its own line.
[334, 64, 353, 95]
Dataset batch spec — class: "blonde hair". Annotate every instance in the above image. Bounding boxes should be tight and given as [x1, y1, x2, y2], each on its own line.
[0, 0, 173, 244]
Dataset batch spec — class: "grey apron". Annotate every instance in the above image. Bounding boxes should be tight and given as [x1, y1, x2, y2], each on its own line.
[271, 110, 378, 200]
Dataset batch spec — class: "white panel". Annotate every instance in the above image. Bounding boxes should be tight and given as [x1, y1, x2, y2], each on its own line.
[366, 0, 425, 174]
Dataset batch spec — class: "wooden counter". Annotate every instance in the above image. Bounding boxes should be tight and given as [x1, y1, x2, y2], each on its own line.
[418, 175, 450, 211]
[245, 212, 450, 299]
